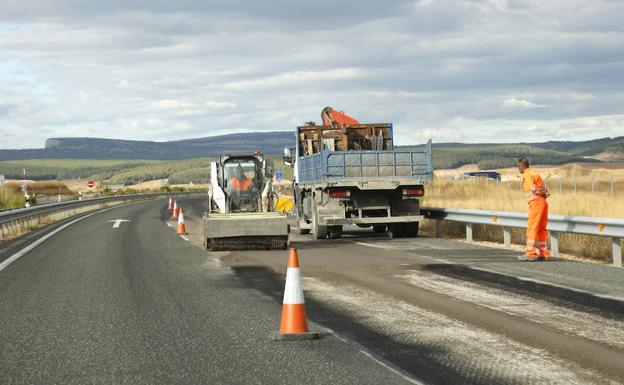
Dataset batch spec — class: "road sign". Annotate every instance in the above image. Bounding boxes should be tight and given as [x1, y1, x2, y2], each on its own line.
[87, 181, 95, 188]
[107, 219, 131, 228]
[275, 170, 282, 182]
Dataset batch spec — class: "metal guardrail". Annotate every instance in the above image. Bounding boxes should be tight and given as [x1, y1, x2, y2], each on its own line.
[422, 207, 624, 267]
[0, 191, 202, 240]
[0, 192, 197, 224]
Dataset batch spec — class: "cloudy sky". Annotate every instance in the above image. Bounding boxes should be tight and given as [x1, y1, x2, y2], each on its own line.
[1, 0, 623, 148]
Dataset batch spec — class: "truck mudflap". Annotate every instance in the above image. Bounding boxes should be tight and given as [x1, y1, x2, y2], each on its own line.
[324, 215, 424, 226]
[203, 212, 289, 251]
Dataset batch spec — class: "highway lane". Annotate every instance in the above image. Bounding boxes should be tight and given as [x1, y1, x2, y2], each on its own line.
[178, 196, 624, 385]
[0, 199, 416, 385]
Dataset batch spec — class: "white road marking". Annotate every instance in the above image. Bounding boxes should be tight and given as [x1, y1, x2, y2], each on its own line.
[350, 241, 398, 250]
[166, 222, 172, 228]
[107, 219, 131, 228]
[315, 323, 426, 385]
[0, 206, 120, 273]
[352, 239, 624, 303]
[180, 235, 190, 241]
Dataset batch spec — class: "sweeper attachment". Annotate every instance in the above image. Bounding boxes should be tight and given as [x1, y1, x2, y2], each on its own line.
[203, 153, 289, 251]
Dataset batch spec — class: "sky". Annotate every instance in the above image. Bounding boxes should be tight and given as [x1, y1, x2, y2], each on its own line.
[1, 0, 623, 149]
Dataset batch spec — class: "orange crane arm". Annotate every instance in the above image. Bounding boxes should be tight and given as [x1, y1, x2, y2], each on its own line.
[321, 106, 359, 126]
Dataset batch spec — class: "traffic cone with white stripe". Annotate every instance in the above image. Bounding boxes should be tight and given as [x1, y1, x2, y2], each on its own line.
[177, 207, 187, 234]
[167, 198, 173, 213]
[272, 248, 319, 340]
[171, 200, 178, 219]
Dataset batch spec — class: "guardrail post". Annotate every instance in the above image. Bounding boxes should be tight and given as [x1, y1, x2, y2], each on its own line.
[436, 220, 444, 237]
[466, 223, 473, 242]
[503, 227, 511, 249]
[613, 238, 622, 268]
[550, 231, 559, 257]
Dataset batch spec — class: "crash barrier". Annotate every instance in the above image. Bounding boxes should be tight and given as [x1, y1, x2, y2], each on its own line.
[422, 207, 624, 268]
[0, 192, 198, 241]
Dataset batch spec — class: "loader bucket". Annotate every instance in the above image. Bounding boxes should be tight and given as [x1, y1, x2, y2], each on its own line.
[203, 212, 289, 251]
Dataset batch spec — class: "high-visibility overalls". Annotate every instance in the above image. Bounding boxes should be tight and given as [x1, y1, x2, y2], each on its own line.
[230, 177, 252, 192]
[522, 168, 550, 259]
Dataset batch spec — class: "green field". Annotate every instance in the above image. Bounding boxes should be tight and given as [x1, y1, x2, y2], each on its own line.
[0, 156, 293, 185]
[431, 144, 589, 169]
[0, 158, 212, 185]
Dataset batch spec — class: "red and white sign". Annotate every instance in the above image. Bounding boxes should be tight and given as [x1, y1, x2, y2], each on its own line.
[87, 181, 95, 188]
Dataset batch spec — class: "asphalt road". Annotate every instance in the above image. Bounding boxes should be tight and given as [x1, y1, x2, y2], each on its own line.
[179, 196, 624, 385]
[3, 196, 624, 385]
[0, 200, 415, 385]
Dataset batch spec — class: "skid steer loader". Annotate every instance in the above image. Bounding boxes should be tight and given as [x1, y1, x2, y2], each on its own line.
[203, 153, 289, 251]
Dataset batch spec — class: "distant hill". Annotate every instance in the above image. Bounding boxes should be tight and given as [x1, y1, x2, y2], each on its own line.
[0, 132, 622, 171]
[0, 131, 293, 161]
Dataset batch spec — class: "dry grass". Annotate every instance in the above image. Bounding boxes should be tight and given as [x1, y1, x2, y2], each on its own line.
[421, 177, 624, 263]
[4, 181, 74, 196]
[422, 178, 624, 218]
[0, 181, 75, 211]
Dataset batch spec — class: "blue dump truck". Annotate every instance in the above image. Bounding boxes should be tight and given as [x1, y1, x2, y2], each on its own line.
[283, 119, 433, 239]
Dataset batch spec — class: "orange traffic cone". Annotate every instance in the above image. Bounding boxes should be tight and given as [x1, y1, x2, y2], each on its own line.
[167, 197, 173, 212]
[272, 248, 319, 340]
[171, 200, 178, 219]
[177, 207, 187, 234]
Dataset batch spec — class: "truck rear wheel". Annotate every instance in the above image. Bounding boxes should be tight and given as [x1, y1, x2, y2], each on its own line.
[373, 225, 387, 233]
[404, 222, 419, 238]
[388, 223, 406, 238]
[328, 225, 343, 239]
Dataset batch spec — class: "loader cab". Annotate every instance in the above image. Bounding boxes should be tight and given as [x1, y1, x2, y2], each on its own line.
[221, 156, 263, 212]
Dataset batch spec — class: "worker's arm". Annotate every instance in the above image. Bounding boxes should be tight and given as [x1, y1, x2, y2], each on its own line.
[531, 174, 550, 198]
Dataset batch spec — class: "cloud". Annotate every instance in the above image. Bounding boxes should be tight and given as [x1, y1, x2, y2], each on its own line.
[502, 98, 546, 109]
[1, 0, 624, 148]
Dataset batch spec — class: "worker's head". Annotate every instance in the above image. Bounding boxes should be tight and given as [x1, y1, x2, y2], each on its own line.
[517, 158, 530, 174]
[236, 164, 245, 179]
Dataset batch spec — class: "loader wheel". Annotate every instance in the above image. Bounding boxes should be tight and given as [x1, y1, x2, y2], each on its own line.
[373, 225, 387, 233]
[328, 225, 343, 239]
[404, 222, 419, 238]
[388, 223, 406, 239]
[312, 203, 328, 240]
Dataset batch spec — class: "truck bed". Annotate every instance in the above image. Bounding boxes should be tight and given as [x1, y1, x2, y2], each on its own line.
[298, 140, 433, 185]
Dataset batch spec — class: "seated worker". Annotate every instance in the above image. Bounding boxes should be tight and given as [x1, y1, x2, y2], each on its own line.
[229, 164, 254, 193]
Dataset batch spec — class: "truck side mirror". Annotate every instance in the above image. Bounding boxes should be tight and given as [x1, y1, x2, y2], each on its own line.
[264, 159, 274, 178]
[283, 147, 293, 167]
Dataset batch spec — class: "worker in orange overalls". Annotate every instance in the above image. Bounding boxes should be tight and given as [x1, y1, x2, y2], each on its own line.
[229, 164, 254, 192]
[518, 158, 550, 261]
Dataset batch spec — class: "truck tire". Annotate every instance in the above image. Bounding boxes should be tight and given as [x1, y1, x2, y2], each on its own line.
[404, 222, 419, 238]
[312, 203, 328, 239]
[298, 219, 311, 234]
[328, 225, 343, 239]
[373, 225, 387, 233]
[388, 223, 406, 238]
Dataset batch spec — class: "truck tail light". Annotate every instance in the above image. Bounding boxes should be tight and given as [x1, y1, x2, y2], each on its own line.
[329, 190, 351, 199]
[402, 187, 424, 197]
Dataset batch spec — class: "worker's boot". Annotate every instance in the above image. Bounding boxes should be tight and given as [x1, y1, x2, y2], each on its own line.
[518, 255, 537, 262]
